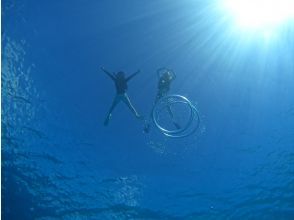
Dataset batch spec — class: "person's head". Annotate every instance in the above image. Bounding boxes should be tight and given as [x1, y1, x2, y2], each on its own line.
[116, 71, 125, 79]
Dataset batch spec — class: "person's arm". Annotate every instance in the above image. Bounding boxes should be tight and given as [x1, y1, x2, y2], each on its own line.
[126, 70, 140, 81]
[101, 67, 116, 81]
[157, 68, 165, 79]
[170, 70, 176, 81]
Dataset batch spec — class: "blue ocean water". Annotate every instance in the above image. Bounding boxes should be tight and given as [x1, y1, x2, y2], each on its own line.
[2, 0, 294, 219]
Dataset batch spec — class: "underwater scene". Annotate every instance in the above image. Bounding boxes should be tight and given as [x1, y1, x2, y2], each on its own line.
[2, 0, 294, 219]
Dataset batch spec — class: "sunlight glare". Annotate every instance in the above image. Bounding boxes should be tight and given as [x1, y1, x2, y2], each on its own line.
[224, 0, 294, 29]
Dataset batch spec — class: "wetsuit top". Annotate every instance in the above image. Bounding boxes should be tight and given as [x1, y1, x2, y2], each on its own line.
[115, 77, 128, 94]
[158, 76, 171, 92]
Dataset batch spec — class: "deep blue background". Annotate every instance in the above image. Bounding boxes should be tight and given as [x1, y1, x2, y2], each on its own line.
[2, 0, 294, 219]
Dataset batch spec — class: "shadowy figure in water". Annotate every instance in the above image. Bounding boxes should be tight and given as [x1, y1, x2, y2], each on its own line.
[144, 68, 180, 133]
[101, 67, 142, 126]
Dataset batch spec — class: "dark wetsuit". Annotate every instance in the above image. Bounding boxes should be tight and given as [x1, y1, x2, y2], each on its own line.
[115, 78, 128, 94]
[156, 77, 171, 102]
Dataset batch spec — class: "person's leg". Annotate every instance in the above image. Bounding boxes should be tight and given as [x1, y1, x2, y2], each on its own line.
[144, 91, 164, 133]
[158, 92, 180, 130]
[155, 89, 172, 119]
[166, 105, 174, 118]
[166, 105, 181, 129]
[154, 90, 164, 104]
[104, 95, 121, 126]
[122, 93, 142, 119]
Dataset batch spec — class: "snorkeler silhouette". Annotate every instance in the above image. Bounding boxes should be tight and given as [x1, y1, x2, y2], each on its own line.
[101, 67, 142, 126]
[144, 68, 180, 133]
[155, 68, 176, 102]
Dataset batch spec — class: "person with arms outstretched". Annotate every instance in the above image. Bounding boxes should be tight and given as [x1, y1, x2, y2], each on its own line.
[101, 67, 142, 126]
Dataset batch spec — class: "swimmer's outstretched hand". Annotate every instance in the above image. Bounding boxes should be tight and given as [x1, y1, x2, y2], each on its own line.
[100, 67, 107, 73]
[101, 67, 116, 80]
[101, 67, 109, 72]
[101, 67, 112, 72]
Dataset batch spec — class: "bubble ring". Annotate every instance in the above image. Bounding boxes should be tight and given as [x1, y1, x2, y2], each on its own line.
[152, 95, 200, 138]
